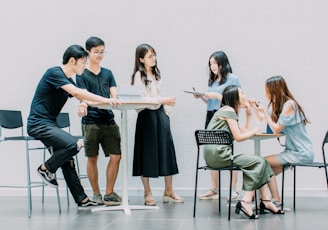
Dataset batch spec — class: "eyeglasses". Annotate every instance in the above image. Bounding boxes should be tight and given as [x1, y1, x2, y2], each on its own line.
[78, 59, 88, 66]
[92, 51, 106, 56]
[144, 54, 156, 59]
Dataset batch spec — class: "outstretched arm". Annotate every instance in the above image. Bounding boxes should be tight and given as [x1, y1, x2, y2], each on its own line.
[254, 102, 292, 134]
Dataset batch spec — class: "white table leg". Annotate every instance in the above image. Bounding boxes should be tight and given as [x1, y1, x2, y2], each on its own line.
[253, 139, 262, 212]
[92, 109, 158, 214]
[254, 139, 260, 156]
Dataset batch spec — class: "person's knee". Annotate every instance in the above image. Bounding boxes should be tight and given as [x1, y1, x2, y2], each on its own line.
[109, 154, 121, 164]
[87, 156, 98, 165]
[65, 141, 79, 156]
[77, 140, 83, 151]
[258, 157, 268, 168]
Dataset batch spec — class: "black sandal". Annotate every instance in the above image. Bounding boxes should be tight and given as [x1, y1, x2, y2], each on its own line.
[235, 200, 259, 219]
[260, 200, 284, 214]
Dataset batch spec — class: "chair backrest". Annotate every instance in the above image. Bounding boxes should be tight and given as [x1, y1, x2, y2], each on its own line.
[56, 113, 70, 129]
[195, 129, 233, 146]
[323, 130, 328, 147]
[0, 110, 24, 136]
[322, 130, 328, 165]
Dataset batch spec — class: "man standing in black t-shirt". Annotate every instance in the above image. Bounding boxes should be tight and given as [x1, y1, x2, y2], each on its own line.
[76, 37, 122, 206]
[27, 44, 120, 210]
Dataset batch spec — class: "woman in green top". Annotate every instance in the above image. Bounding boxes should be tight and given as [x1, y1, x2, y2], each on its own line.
[204, 85, 284, 219]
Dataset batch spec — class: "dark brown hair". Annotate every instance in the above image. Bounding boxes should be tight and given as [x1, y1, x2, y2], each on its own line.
[265, 75, 309, 124]
[131, 44, 161, 86]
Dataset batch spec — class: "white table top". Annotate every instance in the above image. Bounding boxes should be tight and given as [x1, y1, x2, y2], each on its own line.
[91, 101, 159, 110]
[250, 133, 284, 140]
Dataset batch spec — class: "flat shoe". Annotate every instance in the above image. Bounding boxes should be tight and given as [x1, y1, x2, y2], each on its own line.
[227, 190, 240, 201]
[199, 188, 219, 200]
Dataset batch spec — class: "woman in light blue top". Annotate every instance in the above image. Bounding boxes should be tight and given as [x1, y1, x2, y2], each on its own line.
[202, 51, 241, 127]
[255, 75, 314, 206]
[194, 51, 241, 201]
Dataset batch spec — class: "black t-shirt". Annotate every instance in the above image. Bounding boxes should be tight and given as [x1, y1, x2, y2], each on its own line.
[27, 66, 75, 129]
[76, 67, 116, 125]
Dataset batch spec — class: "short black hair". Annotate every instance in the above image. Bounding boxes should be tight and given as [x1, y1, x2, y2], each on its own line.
[85, 36, 105, 51]
[62, 45, 88, 64]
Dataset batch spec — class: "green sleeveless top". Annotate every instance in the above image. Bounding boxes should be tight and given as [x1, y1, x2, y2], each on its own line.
[203, 109, 238, 168]
[206, 109, 237, 132]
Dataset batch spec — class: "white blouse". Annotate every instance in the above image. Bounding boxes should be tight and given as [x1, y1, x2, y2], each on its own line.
[133, 71, 163, 112]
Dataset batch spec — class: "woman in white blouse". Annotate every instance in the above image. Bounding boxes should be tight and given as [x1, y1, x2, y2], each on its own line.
[131, 44, 184, 206]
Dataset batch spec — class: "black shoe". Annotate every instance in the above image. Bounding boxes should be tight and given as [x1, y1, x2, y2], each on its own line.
[78, 199, 103, 210]
[37, 165, 58, 188]
[235, 201, 259, 219]
[259, 200, 284, 214]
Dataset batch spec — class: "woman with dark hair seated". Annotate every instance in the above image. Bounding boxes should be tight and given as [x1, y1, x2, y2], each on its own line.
[203, 85, 284, 219]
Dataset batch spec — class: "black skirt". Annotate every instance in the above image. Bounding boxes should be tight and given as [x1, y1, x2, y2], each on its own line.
[132, 106, 179, 177]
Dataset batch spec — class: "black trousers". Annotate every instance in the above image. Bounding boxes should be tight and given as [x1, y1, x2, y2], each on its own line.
[28, 124, 87, 203]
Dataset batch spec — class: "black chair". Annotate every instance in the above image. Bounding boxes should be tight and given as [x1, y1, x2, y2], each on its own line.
[0, 110, 61, 218]
[53, 112, 88, 206]
[281, 130, 328, 210]
[193, 129, 257, 221]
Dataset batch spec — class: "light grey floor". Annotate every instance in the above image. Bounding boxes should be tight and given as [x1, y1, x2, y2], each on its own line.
[1, 195, 327, 230]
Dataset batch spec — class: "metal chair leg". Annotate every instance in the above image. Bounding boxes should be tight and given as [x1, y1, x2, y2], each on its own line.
[218, 170, 221, 212]
[293, 166, 296, 210]
[26, 141, 32, 218]
[281, 167, 285, 211]
[66, 186, 70, 206]
[228, 170, 232, 221]
[193, 165, 199, 217]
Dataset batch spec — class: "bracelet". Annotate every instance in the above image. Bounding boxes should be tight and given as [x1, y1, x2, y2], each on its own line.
[247, 112, 252, 115]
[81, 100, 88, 106]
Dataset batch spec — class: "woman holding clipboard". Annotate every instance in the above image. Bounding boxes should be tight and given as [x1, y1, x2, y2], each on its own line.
[193, 51, 242, 201]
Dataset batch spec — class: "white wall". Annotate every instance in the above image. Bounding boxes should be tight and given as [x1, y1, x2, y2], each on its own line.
[1, 0, 327, 196]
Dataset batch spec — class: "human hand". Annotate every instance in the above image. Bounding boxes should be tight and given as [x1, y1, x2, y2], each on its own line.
[244, 98, 255, 111]
[254, 102, 265, 112]
[162, 96, 176, 106]
[104, 98, 122, 106]
[254, 127, 262, 135]
[77, 101, 88, 117]
[192, 87, 201, 99]
[245, 98, 259, 108]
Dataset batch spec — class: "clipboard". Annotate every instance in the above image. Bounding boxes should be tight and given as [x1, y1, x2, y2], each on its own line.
[184, 90, 205, 96]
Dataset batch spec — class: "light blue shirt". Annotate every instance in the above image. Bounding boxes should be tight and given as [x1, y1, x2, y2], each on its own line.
[207, 73, 241, 111]
[276, 100, 314, 164]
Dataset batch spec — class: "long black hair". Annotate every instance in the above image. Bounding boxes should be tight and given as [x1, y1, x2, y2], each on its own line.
[208, 51, 232, 86]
